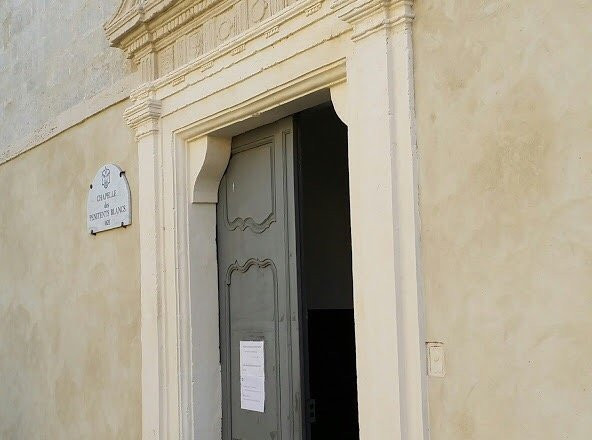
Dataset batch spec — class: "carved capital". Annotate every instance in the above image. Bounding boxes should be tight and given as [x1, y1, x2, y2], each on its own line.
[124, 97, 163, 140]
[333, 0, 414, 40]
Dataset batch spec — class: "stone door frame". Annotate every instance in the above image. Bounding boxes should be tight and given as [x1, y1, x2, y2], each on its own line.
[108, 0, 428, 438]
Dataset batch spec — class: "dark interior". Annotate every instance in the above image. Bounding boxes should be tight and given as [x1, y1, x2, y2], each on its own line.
[296, 103, 359, 440]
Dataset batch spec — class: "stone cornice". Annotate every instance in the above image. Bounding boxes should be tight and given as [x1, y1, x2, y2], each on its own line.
[133, 0, 327, 94]
[105, 0, 329, 83]
[332, 0, 413, 40]
[105, 0, 180, 47]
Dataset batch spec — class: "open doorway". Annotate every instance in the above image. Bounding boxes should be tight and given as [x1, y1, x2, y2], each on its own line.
[296, 104, 359, 439]
[215, 101, 358, 440]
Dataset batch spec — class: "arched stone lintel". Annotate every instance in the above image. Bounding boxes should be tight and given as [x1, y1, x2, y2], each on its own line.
[188, 135, 231, 204]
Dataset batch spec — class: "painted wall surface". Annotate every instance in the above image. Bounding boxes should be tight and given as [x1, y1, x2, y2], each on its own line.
[0, 101, 141, 439]
[0, 0, 131, 156]
[413, 1, 592, 438]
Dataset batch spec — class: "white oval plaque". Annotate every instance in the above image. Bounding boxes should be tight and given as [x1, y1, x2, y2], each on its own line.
[87, 164, 131, 234]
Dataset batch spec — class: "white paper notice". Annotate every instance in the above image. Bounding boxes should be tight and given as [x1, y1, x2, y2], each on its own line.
[240, 340, 265, 413]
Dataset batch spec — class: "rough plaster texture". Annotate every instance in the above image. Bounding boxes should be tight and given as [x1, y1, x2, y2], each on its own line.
[413, 1, 592, 438]
[0, 101, 141, 439]
[0, 0, 132, 159]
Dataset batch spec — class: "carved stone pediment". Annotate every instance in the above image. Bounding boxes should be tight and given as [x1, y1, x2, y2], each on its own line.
[105, 0, 311, 83]
[105, 0, 179, 46]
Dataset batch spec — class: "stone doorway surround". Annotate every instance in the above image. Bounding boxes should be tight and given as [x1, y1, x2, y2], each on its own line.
[105, 0, 428, 438]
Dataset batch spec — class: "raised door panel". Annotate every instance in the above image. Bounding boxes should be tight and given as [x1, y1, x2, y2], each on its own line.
[217, 118, 301, 440]
[226, 259, 280, 439]
[223, 139, 275, 233]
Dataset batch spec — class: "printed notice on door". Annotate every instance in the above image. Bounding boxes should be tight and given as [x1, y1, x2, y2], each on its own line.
[240, 341, 265, 412]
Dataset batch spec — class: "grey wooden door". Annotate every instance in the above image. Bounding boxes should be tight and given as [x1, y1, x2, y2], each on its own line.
[217, 118, 302, 440]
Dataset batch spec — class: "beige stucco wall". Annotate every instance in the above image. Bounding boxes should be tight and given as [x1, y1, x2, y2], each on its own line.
[414, 1, 592, 438]
[0, 101, 141, 439]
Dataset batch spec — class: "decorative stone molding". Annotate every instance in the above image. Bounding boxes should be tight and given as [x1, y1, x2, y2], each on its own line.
[105, 0, 178, 47]
[124, 97, 163, 139]
[332, 0, 413, 40]
[106, 0, 315, 82]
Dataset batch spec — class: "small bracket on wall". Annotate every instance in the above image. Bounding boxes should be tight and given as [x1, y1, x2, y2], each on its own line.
[426, 342, 445, 377]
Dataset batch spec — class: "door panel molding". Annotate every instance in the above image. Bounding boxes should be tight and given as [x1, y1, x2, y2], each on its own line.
[224, 257, 278, 286]
[222, 258, 282, 438]
[222, 137, 277, 233]
[217, 118, 302, 440]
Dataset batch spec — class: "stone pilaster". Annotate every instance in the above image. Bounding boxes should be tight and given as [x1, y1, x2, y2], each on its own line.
[336, 1, 428, 439]
[124, 96, 165, 440]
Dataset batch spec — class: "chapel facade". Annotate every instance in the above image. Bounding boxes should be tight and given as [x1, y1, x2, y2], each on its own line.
[0, 1, 591, 439]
